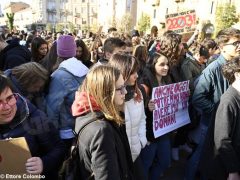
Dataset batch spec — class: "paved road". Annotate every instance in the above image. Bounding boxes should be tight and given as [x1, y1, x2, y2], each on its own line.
[160, 151, 190, 180]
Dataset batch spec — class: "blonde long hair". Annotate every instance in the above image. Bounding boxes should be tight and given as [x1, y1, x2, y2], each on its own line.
[79, 65, 124, 125]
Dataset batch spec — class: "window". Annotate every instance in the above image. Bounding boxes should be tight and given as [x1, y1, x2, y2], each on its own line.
[81, 7, 86, 14]
[82, 18, 86, 24]
[153, 9, 156, 18]
[210, 1, 214, 14]
[48, 14, 54, 22]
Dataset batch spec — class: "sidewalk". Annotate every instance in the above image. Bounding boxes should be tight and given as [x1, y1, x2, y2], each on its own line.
[161, 151, 189, 180]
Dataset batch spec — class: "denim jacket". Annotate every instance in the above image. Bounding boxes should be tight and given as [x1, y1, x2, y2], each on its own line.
[46, 57, 89, 139]
[192, 54, 229, 125]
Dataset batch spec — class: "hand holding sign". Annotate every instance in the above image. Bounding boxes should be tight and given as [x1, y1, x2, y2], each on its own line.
[0, 137, 32, 174]
[148, 100, 155, 111]
[26, 157, 43, 175]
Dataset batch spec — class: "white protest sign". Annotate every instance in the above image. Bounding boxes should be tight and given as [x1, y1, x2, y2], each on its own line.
[152, 81, 191, 138]
[166, 10, 196, 34]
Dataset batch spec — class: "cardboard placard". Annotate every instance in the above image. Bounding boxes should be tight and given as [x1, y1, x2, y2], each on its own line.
[0, 137, 31, 174]
[166, 10, 196, 34]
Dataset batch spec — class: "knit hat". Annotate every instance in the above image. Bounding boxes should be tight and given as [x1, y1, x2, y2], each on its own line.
[57, 35, 76, 58]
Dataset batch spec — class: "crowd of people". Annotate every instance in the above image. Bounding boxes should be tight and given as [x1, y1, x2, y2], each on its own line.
[0, 25, 240, 180]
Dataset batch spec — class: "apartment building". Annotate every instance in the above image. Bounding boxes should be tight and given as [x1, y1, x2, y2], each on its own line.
[1, 0, 239, 33]
[14, 7, 33, 31]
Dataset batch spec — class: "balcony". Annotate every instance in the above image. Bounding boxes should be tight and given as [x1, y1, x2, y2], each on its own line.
[47, 8, 57, 13]
[74, 13, 81, 18]
[175, 0, 184, 2]
[60, 10, 73, 17]
[152, 0, 160, 6]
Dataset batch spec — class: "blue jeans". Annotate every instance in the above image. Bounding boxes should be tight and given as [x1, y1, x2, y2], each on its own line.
[185, 123, 208, 180]
[140, 135, 171, 180]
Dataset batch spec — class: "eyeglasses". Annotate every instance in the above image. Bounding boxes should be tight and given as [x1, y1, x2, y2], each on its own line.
[225, 41, 240, 48]
[0, 93, 18, 109]
[115, 85, 127, 95]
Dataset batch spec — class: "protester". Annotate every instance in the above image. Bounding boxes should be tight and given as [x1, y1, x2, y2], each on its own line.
[180, 43, 209, 149]
[213, 56, 240, 180]
[31, 37, 48, 63]
[157, 30, 190, 161]
[0, 74, 66, 179]
[108, 52, 147, 179]
[0, 36, 31, 71]
[72, 65, 134, 179]
[75, 39, 93, 68]
[40, 41, 58, 74]
[139, 52, 172, 180]
[96, 37, 126, 65]
[107, 27, 118, 38]
[200, 38, 219, 65]
[4, 62, 49, 112]
[124, 40, 134, 55]
[133, 44, 149, 78]
[46, 35, 89, 149]
[181, 42, 209, 92]
[186, 27, 240, 180]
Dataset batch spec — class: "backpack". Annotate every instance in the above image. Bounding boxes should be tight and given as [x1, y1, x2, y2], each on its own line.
[59, 118, 97, 180]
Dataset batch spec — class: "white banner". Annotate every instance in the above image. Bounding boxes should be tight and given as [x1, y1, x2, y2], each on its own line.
[152, 81, 191, 138]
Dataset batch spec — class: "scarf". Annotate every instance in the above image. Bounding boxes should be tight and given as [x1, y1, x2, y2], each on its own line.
[71, 92, 101, 117]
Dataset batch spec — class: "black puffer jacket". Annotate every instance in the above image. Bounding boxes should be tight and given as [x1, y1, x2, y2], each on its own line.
[0, 38, 31, 70]
[75, 112, 134, 180]
[0, 95, 66, 179]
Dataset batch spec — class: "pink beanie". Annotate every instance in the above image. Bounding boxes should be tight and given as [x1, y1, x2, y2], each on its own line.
[57, 35, 76, 58]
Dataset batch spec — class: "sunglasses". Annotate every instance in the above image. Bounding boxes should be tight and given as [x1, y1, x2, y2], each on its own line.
[115, 85, 126, 95]
[225, 41, 240, 48]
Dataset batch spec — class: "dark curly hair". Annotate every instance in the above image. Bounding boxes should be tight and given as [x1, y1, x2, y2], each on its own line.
[216, 28, 240, 47]
[157, 30, 182, 66]
[189, 42, 210, 58]
[222, 56, 240, 84]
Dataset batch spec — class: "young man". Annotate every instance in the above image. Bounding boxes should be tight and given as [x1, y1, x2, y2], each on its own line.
[96, 37, 126, 65]
[185, 27, 240, 180]
[0, 74, 66, 179]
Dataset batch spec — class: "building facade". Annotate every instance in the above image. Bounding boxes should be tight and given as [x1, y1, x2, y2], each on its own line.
[0, 0, 239, 33]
